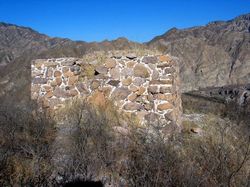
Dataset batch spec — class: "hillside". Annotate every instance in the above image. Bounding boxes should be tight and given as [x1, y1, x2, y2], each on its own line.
[148, 13, 250, 92]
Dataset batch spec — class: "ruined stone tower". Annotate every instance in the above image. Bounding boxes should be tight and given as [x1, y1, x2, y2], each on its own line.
[31, 50, 182, 127]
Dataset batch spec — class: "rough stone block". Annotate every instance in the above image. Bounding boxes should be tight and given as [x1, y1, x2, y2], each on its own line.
[105, 58, 117, 68]
[91, 80, 101, 90]
[133, 77, 146, 86]
[148, 86, 159, 94]
[126, 61, 136, 68]
[54, 71, 62, 77]
[96, 65, 108, 74]
[122, 78, 132, 86]
[136, 87, 146, 95]
[68, 76, 78, 86]
[126, 53, 137, 60]
[55, 77, 62, 86]
[160, 86, 172, 93]
[142, 56, 158, 64]
[108, 80, 120, 87]
[134, 64, 150, 78]
[157, 102, 173, 111]
[110, 67, 120, 80]
[123, 102, 143, 110]
[129, 84, 139, 92]
[111, 87, 131, 101]
[32, 78, 48, 84]
[121, 68, 133, 77]
[128, 93, 138, 101]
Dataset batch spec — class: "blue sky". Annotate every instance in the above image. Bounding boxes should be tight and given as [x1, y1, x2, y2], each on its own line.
[0, 0, 249, 42]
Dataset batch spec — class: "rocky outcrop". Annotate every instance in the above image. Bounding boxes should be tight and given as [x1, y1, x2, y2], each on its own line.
[31, 51, 182, 126]
[148, 13, 250, 92]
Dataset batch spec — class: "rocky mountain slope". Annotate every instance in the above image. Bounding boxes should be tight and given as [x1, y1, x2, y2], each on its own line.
[148, 13, 250, 92]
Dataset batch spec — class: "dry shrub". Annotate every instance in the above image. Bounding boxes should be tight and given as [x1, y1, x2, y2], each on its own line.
[183, 115, 250, 187]
[0, 105, 56, 186]
[54, 99, 120, 184]
[0, 99, 248, 187]
[121, 125, 179, 187]
[119, 114, 250, 187]
[56, 100, 249, 187]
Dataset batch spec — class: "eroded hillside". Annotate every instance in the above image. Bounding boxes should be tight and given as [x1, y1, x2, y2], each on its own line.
[148, 13, 250, 92]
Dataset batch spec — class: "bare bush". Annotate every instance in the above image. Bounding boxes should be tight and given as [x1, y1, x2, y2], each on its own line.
[120, 114, 250, 187]
[0, 100, 249, 187]
[185, 117, 250, 187]
[0, 105, 56, 186]
[55, 100, 118, 184]
[122, 126, 178, 186]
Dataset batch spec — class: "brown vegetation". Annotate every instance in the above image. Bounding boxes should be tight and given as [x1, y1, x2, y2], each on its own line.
[0, 100, 249, 186]
[0, 105, 56, 186]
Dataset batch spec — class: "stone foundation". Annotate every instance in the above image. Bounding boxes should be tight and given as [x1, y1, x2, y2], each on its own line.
[31, 51, 182, 126]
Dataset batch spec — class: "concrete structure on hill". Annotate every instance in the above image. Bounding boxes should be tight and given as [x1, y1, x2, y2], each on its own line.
[31, 51, 182, 127]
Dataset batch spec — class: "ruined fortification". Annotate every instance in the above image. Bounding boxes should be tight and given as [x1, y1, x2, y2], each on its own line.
[31, 51, 182, 127]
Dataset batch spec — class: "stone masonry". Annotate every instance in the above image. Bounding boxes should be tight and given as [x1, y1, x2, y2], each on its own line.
[31, 51, 182, 126]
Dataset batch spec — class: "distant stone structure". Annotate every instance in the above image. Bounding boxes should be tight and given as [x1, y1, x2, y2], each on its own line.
[31, 51, 182, 127]
[189, 85, 250, 106]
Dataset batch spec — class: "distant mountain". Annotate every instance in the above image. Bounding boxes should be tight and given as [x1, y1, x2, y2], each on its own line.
[0, 22, 142, 67]
[147, 13, 250, 92]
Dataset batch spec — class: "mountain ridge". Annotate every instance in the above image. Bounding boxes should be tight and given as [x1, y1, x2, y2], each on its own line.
[0, 21, 143, 68]
[148, 13, 250, 92]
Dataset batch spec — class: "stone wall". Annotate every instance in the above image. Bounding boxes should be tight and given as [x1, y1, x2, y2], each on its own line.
[31, 51, 182, 126]
[188, 84, 250, 106]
